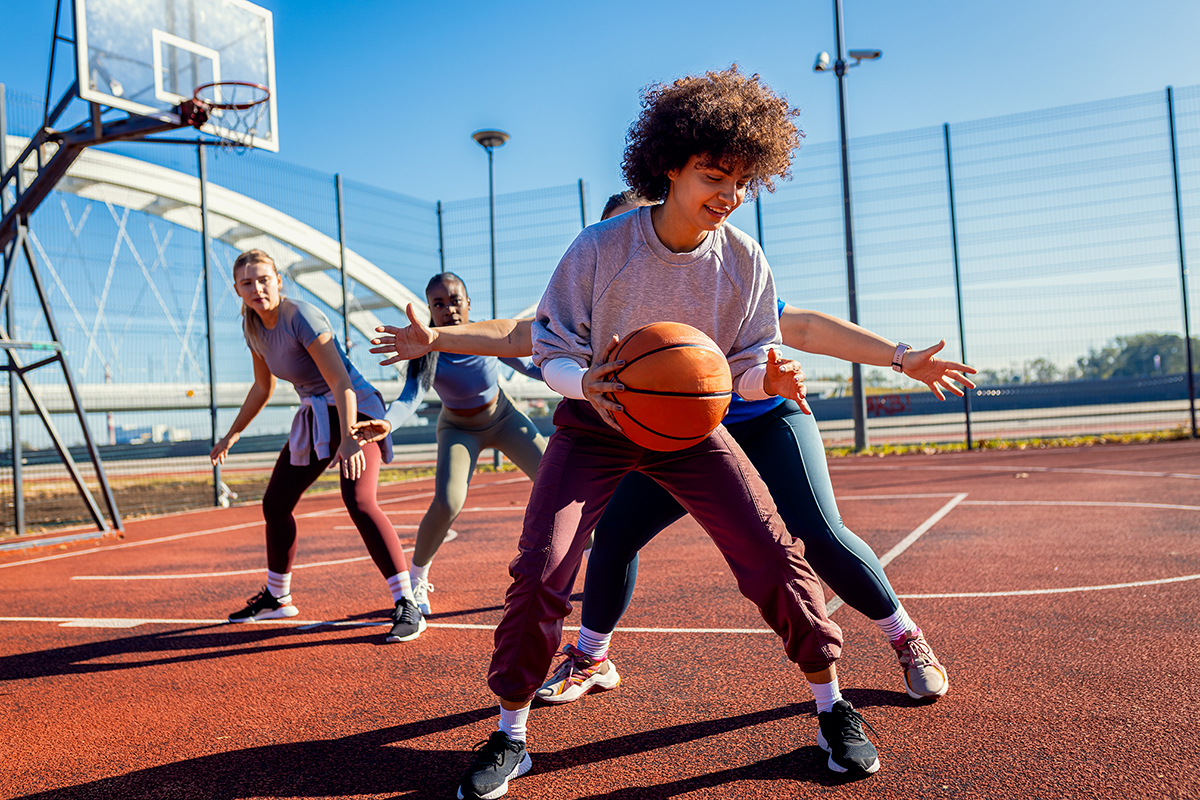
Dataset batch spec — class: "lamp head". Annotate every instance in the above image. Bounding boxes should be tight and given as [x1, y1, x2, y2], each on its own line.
[472, 129, 510, 149]
[813, 52, 831, 72]
[848, 49, 882, 62]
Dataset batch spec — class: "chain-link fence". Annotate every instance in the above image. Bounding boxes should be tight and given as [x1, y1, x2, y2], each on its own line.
[2, 83, 1198, 533]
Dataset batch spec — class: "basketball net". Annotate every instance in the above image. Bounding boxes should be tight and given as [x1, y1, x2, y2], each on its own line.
[191, 81, 271, 154]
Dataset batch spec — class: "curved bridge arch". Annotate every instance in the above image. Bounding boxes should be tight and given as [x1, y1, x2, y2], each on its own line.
[4, 137, 555, 403]
[6, 137, 429, 349]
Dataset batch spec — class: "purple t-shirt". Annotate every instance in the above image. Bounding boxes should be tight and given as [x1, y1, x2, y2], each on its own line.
[253, 299, 371, 398]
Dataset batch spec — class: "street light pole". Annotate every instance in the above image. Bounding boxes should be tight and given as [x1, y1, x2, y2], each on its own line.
[472, 129, 510, 469]
[815, 0, 881, 451]
[472, 129, 509, 322]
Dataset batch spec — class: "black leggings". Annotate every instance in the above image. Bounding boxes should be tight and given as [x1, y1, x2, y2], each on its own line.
[581, 400, 902, 632]
[262, 409, 408, 579]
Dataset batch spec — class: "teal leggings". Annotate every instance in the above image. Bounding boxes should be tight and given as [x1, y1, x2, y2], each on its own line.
[581, 399, 902, 632]
[412, 390, 546, 566]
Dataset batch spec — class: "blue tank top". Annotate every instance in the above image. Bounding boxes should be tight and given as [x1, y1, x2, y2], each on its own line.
[384, 352, 542, 429]
[722, 298, 787, 424]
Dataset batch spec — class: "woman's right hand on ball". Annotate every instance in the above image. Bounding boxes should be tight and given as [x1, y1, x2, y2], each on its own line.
[583, 335, 626, 431]
[370, 304, 437, 366]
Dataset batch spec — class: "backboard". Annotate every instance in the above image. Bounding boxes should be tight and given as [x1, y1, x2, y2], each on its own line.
[73, 0, 279, 151]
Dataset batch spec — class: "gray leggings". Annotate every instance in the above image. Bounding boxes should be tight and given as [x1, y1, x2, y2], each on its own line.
[412, 390, 547, 566]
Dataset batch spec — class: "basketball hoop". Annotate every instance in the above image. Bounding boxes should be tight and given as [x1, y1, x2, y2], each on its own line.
[191, 81, 271, 153]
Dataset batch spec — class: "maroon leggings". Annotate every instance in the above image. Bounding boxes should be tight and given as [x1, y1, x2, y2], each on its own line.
[262, 410, 408, 579]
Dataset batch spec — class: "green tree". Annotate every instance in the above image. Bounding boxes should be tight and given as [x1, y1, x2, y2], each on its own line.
[1077, 333, 1200, 379]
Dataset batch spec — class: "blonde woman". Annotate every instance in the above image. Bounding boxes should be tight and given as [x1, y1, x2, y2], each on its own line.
[211, 249, 424, 643]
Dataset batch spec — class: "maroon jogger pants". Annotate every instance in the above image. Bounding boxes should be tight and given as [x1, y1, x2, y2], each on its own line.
[487, 399, 842, 702]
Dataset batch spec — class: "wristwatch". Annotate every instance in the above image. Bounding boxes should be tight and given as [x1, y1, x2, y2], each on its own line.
[891, 343, 911, 373]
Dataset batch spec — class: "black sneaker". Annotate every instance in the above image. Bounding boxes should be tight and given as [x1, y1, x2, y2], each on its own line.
[816, 700, 880, 774]
[386, 597, 426, 643]
[457, 731, 532, 800]
[228, 586, 298, 622]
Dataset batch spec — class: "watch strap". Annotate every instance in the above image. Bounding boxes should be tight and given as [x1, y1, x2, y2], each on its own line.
[892, 343, 911, 373]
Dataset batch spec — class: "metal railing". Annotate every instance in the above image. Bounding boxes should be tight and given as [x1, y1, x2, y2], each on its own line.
[1, 83, 1197, 531]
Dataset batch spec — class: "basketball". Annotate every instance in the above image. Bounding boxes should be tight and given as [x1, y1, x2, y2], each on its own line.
[606, 322, 733, 451]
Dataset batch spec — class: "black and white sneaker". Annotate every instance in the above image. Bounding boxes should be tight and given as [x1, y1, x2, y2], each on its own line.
[228, 587, 298, 622]
[816, 700, 880, 774]
[385, 597, 426, 643]
[457, 731, 532, 800]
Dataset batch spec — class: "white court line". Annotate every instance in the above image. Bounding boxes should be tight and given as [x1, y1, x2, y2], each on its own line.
[0, 520, 265, 570]
[68, 551, 416, 581]
[8, 571, 1200, 629]
[305, 477, 533, 518]
[825, 493, 968, 616]
[830, 464, 1200, 480]
[0, 616, 768, 634]
[69, 531, 460, 582]
[899, 572, 1200, 598]
[835, 493, 960, 501]
[0, 481, 526, 570]
[335, 524, 421, 530]
[385, 506, 529, 514]
[961, 500, 1200, 512]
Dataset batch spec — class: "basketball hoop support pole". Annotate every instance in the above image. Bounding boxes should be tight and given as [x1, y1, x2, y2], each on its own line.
[198, 145, 223, 505]
[1, 83, 24, 534]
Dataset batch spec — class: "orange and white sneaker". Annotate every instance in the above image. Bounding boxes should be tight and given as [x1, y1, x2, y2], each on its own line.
[535, 644, 620, 704]
[892, 628, 948, 699]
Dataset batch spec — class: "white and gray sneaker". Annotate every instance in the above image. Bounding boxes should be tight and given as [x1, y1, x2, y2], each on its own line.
[412, 576, 434, 616]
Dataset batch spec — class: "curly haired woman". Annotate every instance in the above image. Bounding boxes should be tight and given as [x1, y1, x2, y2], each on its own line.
[454, 66, 883, 799]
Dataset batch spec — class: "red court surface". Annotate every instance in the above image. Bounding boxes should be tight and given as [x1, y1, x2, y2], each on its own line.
[2, 439, 1198, 800]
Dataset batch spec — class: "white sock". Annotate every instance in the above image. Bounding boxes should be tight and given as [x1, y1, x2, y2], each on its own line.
[809, 677, 843, 715]
[266, 570, 291, 599]
[499, 704, 530, 742]
[387, 571, 414, 603]
[872, 605, 916, 642]
[410, 562, 430, 584]
[576, 625, 613, 661]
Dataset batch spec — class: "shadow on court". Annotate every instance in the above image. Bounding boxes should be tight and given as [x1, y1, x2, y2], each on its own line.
[9, 703, 883, 800]
[0, 624, 395, 680]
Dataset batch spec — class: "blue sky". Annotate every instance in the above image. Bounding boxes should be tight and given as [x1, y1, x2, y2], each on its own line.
[4, 0, 1200, 205]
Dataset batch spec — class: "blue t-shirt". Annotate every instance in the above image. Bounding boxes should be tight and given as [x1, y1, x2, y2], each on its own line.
[722, 298, 788, 424]
[253, 298, 373, 399]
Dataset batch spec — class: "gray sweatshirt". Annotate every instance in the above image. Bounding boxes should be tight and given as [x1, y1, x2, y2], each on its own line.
[531, 205, 781, 388]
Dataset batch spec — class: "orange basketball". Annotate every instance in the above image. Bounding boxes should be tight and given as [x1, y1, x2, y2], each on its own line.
[606, 322, 732, 451]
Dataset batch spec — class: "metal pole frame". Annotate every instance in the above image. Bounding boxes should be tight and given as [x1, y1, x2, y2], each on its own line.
[437, 200, 445, 272]
[335, 174, 352, 356]
[943, 123, 973, 449]
[578, 179, 588, 228]
[755, 195, 765, 249]
[8, 217, 121, 533]
[198, 145, 223, 505]
[1, 83, 23, 534]
[832, 0, 868, 451]
[485, 147, 502, 468]
[1167, 86, 1198, 437]
[487, 147, 498, 321]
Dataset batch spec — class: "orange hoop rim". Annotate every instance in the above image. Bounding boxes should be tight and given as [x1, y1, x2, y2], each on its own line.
[192, 81, 270, 110]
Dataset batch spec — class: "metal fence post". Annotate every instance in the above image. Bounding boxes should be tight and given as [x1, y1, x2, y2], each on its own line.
[437, 200, 445, 271]
[943, 123, 973, 449]
[335, 174, 351, 355]
[197, 144, 222, 506]
[578, 179, 587, 228]
[1, 82, 23, 534]
[1167, 86, 1198, 437]
[755, 196, 764, 250]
